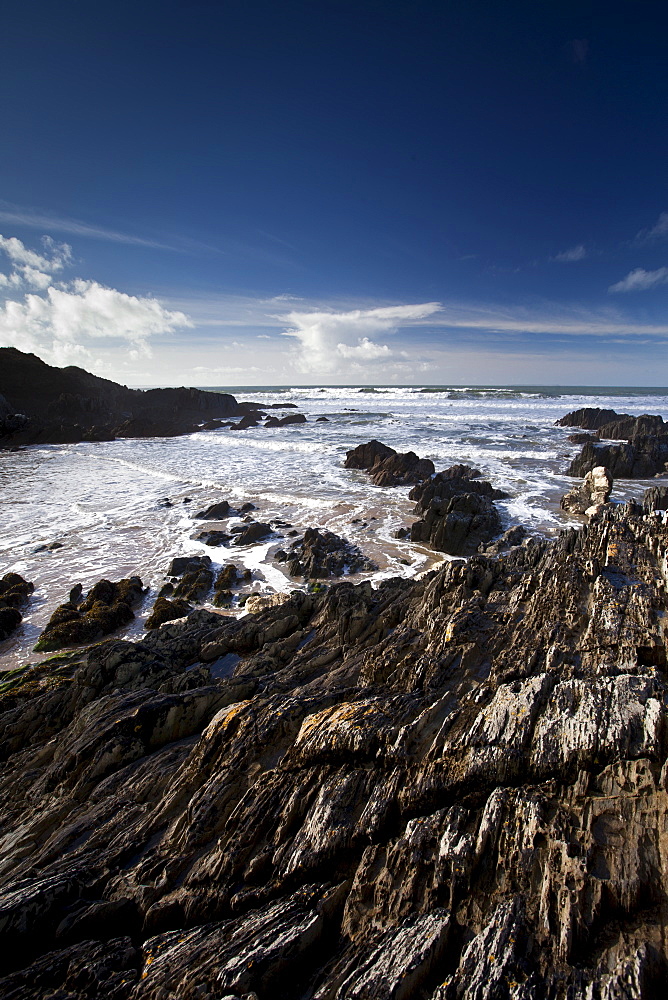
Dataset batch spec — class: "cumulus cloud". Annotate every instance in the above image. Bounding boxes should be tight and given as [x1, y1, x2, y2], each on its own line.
[0, 233, 72, 290]
[552, 244, 587, 262]
[608, 267, 668, 293]
[281, 302, 440, 373]
[0, 234, 192, 367]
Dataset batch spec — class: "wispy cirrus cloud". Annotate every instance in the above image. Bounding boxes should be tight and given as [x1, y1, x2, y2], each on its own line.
[608, 266, 668, 293]
[635, 211, 668, 243]
[552, 244, 587, 262]
[0, 202, 177, 250]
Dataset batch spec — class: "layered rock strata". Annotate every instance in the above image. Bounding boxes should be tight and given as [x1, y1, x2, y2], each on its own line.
[4, 503, 668, 995]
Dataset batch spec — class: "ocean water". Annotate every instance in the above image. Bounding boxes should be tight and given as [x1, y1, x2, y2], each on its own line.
[2, 384, 667, 671]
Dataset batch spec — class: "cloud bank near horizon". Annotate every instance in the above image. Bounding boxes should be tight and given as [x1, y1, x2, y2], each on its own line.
[280, 302, 441, 374]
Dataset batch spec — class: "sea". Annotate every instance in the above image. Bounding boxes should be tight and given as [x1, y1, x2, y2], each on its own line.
[2, 384, 668, 672]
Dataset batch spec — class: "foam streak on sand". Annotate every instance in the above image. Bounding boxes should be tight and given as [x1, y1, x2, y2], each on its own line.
[1, 384, 668, 670]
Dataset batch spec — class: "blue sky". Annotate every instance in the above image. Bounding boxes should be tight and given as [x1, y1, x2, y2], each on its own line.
[1, 0, 668, 385]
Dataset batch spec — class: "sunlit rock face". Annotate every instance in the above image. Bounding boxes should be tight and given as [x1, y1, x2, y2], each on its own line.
[2, 501, 668, 997]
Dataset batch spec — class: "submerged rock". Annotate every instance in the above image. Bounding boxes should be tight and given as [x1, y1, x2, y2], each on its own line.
[4, 505, 668, 996]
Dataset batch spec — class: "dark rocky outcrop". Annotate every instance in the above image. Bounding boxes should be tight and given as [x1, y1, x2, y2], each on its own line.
[3, 504, 668, 996]
[411, 491, 502, 556]
[265, 413, 308, 428]
[232, 522, 273, 546]
[285, 527, 377, 579]
[643, 485, 668, 513]
[212, 564, 253, 607]
[560, 407, 668, 479]
[195, 529, 233, 546]
[0, 573, 34, 640]
[195, 500, 233, 519]
[560, 465, 613, 516]
[0, 348, 271, 446]
[409, 469, 506, 556]
[408, 466, 508, 510]
[34, 576, 145, 652]
[556, 406, 626, 430]
[345, 440, 435, 487]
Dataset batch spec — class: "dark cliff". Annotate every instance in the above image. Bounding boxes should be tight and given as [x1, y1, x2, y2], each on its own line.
[0, 347, 244, 444]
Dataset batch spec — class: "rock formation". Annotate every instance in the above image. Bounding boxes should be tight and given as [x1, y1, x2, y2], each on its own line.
[560, 465, 613, 517]
[2, 503, 668, 995]
[33, 576, 145, 652]
[409, 467, 505, 556]
[283, 527, 376, 579]
[0, 348, 269, 446]
[560, 407, 668, 478]
[345, 440, 435, 486]
[0, 573, 34, 640]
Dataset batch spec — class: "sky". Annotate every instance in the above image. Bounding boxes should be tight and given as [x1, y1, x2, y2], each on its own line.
[1, 0, 668, 386]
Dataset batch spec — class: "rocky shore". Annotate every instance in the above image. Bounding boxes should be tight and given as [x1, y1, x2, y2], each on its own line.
[3, 405, 668, 997]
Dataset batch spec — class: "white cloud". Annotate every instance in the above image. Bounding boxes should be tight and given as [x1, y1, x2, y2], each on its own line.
[0, 234, 73, 290]
[608, 267, 668, 293]
[552, 244, 587, 262]
[281, 302, 441, 373]
[636, 212, 668, 243]
[0, 236, 193, 367]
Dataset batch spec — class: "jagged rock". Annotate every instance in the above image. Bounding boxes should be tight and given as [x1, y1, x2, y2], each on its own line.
[195, 500, 233, 519]
[643, 485, 668, 512]
[345, 440, 434, 487]
[479, 524, 527, 554]
[556, 406, 627, 430]
[561, 465, 613, 516]
[411, 490, 503, 556]
[285, 527, 376, 578]
[34, 576, 144, 652]
[230, 415, 261, 431]
[409, 469, 508, 510]
[567, 431, 597, 444]
[213, 565, 252, 606]
[233, 522, 273, 546]
[561, 408, 668, 479]
[567, 437, 668, 479]
[5, 506, 668, 996]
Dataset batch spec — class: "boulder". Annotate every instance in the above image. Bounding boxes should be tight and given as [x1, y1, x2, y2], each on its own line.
[409, 470, 508, 510]
[168, 555, 212, 577]
[411, 492, 503, 556]
[561, 466, 613, 516]
[556, 407, 627, 430]
[145, 596, 193, 630]
[233, 522, 273, 546]
[285, 527, 376, 578]
[195, 501, 233, 519]
[34, 576, 144, 652]
[344, 440, 434, 487]
[196, 530, 232, 546]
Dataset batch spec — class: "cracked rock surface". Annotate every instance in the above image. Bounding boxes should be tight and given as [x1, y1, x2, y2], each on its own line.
[2, 503, 668, 996]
